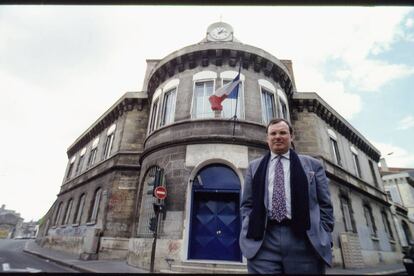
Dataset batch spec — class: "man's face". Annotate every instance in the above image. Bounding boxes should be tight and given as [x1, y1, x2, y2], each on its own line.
[266, 121, 293, 155]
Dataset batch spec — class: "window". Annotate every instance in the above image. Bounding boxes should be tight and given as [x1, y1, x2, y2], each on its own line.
[402, 221, 413, 245]
[381, 211, 394, 239]
[73, 194, 86, 224]
[89, 188, 102, 222]
[385, 190, 392, 201]
[66, 156, 76, 179]
[330, 138, 342, 166]
[149, 98, 159, 132]
[103, 124, 116, 160]
[363, 205, 377, 236]
[88, 137, 99, 167]
[54, 202, 63, 226]
[280, 99, 288, 119]
[76, 148, 86, 174]
[340, 196, 355, 232]
[387, 185, 403, 205]
[221, 79, 244, 119]
[351, 149, 361, 178]
[63, 199, 73, 225]
[368, 160, 378, 187]
[261, 87, 276, 124]
[160, 88, 177, 126]
[192, 80, 215, 118]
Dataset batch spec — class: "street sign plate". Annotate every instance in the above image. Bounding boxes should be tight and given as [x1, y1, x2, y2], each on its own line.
[154, 186, 167, 200]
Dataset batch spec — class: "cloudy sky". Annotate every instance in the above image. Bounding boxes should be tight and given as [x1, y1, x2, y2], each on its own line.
[1, 6, 414, 222]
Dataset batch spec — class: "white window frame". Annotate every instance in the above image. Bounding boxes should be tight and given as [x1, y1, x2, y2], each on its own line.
[260, 86, 276, 125]
[148, 94, 160, 133]
[191, 79, 216, 119]
[259, 79, 289, 123]
[160, 87, 177, 127]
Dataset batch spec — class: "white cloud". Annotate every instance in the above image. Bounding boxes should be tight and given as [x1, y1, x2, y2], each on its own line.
[397, 115, 414, 130]
[335, 60, 414, 92]
[406, 18, 413, 28]
[373, 141, 414, 168]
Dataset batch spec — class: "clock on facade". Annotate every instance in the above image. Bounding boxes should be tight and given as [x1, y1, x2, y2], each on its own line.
[207, 22, 234, 42]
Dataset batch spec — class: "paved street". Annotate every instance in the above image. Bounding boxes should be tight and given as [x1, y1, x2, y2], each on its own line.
[0, 239, 78, 273]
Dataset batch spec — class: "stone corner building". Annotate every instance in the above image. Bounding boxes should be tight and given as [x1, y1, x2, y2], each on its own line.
[38, 22, 404, 272]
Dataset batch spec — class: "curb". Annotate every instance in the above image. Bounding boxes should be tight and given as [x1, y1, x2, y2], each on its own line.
[23, 248, 94, 273]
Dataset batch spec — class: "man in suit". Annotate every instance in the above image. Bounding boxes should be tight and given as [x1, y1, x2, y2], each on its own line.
[239, 118, 334, 274]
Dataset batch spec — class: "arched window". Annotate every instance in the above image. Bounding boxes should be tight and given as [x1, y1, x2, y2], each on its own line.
[54, 202, 63, 226]
[89, 188, 102, 223]
[73, 193, 86, 225]
[63, 198, 73, 225]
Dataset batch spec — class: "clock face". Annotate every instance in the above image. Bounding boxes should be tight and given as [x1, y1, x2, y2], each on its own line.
[210, 26, 230, 40]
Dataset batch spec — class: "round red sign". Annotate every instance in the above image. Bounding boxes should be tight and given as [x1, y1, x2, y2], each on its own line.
[154, 186, 167, 200]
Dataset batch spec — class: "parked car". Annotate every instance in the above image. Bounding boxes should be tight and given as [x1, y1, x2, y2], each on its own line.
[403, 245, 414, 275]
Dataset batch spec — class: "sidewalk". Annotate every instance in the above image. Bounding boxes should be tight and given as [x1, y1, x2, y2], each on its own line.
[23, 240, 148, 273]
[24, 240, 406, 274]
[326, 263, 406, 275]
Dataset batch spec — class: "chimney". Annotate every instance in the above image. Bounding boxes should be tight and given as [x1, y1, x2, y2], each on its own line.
[380, 158, 389, 172]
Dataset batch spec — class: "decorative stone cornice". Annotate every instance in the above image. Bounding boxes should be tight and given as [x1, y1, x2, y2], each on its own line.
[291, 92, 381, 161]
[67, 92, 148, 157]
[147, 43, 296, 101]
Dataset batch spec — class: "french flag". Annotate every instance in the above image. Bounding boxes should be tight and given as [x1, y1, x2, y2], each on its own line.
[208, 73, 241, 111]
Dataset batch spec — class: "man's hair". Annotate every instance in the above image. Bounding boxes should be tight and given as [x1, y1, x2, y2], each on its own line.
[266, 118, 294, 134]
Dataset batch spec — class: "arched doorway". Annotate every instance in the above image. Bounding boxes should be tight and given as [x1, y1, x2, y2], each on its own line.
[188, 164, 242, 262]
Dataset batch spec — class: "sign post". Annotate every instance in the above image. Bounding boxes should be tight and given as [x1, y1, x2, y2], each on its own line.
[149, 170, 167, 273]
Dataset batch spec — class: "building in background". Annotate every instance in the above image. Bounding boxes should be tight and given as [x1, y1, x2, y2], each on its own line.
[37, 22, 405, 272]
[0, 204, 23, 239]
[380, 159, 414, 248]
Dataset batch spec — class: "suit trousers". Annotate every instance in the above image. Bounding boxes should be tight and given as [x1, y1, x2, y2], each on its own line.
[247, 220, 326, 274]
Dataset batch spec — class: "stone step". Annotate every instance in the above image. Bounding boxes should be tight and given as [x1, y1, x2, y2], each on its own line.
[170, 264, 247, 274]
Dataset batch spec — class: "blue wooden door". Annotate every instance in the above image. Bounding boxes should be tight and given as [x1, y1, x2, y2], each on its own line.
[188, 165, 241, 262]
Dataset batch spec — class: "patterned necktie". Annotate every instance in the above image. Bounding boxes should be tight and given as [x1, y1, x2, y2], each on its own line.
[271, 156, 287, 222]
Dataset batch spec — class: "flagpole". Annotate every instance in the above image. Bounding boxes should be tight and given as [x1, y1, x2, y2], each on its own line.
[232, 57, 242, 137]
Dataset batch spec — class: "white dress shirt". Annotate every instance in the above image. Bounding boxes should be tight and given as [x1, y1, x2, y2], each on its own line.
[267, 150, 291, 219]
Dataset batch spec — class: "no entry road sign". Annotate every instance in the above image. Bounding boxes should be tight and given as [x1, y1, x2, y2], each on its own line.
[154, 186, 167, 200]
